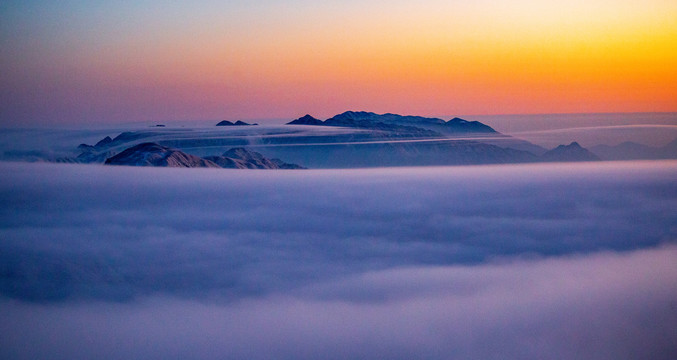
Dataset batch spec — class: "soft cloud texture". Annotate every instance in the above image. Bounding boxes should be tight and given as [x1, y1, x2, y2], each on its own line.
[1, 161, 676, 359]
[1, 247, 676, 360]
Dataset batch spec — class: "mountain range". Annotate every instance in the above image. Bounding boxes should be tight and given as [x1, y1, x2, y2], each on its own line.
[288, 111, 497, 134]
[7, 110, 670, 168]
[73, 112, 604, 168]
[287, 111, 546, 155]
[105, 143, 304, 169]
[105, 143, 221, 168]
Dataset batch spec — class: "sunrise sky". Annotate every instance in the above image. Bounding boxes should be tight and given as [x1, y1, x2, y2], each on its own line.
[1, 0, 676, 126]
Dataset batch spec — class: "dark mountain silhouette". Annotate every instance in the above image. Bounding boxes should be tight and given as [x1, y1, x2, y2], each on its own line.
[283, 111, 552, 155]
[541, 142, 600, 162]
[77, 136, 112, 152]
[288, 114, 324, 125]
[216, 120, 257, 126]
[95, 136, 113, 147]
[288, 111, 498, 135]
[288, 112, 443, 137]
[444, 117, 496, 133]
[326, 111, 446, 127]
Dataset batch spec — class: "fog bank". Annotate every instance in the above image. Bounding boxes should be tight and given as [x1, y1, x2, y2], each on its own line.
[1, 161, 676, 359]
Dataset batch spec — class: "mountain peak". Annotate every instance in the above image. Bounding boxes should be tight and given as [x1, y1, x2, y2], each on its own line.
[235, 120, 255, 126]
[94, 136, 113, 147]
[104, 142, 220, 168]
[222, 147, 265, 161]
[217, 120, 255, 126]
[205, 147, 305, 169]
[444, 117, 496, 133]
[287, 115, 324, 125]
[542, 142, 599, 162]
[286, 111, 497, 135]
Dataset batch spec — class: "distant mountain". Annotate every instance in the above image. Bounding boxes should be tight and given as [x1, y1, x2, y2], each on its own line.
[76, 149, 116, 163]
[590, 138, 677, 160]
[76, 124, 541, 168]
[77, 136, 111, 152]
[444, 117, 496, 133]
[216, 120, 257, 126]
[105, 143, 221, 168]
[95, 136, 113, 147]
[288, 114, 324, 125]
[288, 112, 443, 137]
[259, 138, 541, 168]
[288, 111, 498, 135]
[325, 111, 445, 128]
[204, 147, 305, 169]
[73, 136, 117, 163]
[541, 142, 600, 162]
[47, 122, 615, 169]
[111, 131, 153, 144]
[73, 132, 176, 164]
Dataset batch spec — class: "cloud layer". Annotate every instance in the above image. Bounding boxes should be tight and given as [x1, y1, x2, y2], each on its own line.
[1, 161, 676, 359]
[2, 246, 676, 360]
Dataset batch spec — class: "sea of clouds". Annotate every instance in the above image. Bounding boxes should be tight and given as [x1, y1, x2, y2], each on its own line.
[1, 161, 676, 359]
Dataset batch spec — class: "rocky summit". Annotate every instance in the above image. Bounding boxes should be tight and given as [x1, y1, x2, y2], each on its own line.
[105, 143, 305, 169]
[204, 147, 305, 169]
[287, 111, 497, 135]
[104, 143, 221, 168]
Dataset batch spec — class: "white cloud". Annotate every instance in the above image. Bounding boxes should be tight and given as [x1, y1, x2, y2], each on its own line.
[1, 161, 676, 358]
[1, 246, 676, 360]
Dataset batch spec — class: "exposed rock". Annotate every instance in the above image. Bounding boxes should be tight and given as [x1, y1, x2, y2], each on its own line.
[204, 147, 305, 169]
[287, 111, 497, 136]
[104, 143, 221, 168]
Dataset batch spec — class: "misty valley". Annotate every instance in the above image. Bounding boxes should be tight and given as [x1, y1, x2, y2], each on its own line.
[1, 112, 676, 359]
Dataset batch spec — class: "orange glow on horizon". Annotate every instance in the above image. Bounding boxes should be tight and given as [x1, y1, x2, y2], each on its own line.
[2, 0, 676, 124]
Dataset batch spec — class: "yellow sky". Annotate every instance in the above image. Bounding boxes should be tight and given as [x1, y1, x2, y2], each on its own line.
[1, 0, 676, 124]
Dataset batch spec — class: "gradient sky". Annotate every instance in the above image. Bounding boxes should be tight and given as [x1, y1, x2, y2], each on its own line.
[1, 0, 676, 126]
